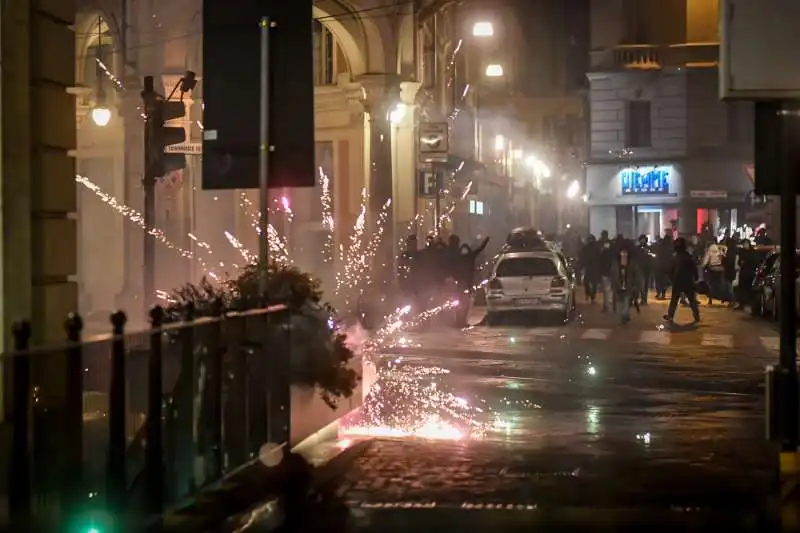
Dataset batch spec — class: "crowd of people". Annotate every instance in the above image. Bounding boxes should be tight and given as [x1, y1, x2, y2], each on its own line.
[397, 233, 490, 323]
[576, 225, 775, 325]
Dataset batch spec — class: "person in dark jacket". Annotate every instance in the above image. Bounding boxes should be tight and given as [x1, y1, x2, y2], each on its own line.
[598, 231, 614, 312]
[735, 239, 758, 310]
[664, 237, 701, 323]
[636, 234, 653, 304]
[581, 234, 601, 303]
[452, 236, 490, 325]
[611, 241, 642, 324]
[654, 234, 673, 299]
[722, 236, 738, 306]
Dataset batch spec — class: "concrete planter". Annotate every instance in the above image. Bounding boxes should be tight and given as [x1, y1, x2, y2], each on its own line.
[289, 353, 376, 446]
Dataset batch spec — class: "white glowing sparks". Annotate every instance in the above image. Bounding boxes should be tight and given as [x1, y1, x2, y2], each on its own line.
[96, 58, 125, 91]
[75, 174, 220, 280]
[320, 168, 335, 263]
[225, 231, 257, 263]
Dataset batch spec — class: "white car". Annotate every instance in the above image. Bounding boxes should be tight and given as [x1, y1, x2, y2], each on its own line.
[485, 250, 576, 322]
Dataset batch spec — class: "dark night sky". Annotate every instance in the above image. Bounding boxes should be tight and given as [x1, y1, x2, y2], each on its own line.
[514, 0, 590, 97]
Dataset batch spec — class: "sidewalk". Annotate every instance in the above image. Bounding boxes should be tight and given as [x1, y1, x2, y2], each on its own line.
[158, 432, 370, 532]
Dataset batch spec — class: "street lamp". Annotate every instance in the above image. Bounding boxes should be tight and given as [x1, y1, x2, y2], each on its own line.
[472, 21, 494, 37]
[91, 103, 112, 126]
[485, 64, 504, 77]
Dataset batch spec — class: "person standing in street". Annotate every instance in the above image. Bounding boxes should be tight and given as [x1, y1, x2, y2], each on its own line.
[636, 234, 653, 304]
[664, 237, 701, 324]
[611, 241, 641, 324]
[598, 231, 614, 312]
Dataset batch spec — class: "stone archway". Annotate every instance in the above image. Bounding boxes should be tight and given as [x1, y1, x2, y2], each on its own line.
[74, 11, 121, 85]
[313, 2, 369, 77]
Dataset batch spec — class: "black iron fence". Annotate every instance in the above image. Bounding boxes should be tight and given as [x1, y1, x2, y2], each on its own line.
[4, 303, 292, 531]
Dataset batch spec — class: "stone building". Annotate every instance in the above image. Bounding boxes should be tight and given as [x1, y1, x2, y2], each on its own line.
[0, 0, 535, 343]
[586, 0, 757, 239]
[72, 0, 420, 319]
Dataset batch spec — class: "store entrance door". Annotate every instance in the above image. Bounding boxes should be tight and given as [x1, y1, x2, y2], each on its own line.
[636, 206, 663, 242]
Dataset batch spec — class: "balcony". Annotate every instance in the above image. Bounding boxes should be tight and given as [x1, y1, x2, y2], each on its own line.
[590, 42, 719, 72]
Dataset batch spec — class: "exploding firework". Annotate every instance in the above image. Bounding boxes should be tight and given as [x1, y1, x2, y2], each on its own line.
[338, 297, 492, 441]
[341, 358, 489, 441]
[75, 174, 222, 280]
[320, 169, 335, 263]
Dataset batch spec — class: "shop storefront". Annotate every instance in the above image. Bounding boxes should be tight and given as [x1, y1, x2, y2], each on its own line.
[585, 160, 755, 240]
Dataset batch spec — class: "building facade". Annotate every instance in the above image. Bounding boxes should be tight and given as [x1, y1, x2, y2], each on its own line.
[1, 1, 77, 346]
[586, 0, 757, 240]
[71, 0, 423, 318]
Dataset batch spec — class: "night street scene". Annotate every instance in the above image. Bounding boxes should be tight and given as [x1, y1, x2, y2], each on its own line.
[5, 0, 800, 532]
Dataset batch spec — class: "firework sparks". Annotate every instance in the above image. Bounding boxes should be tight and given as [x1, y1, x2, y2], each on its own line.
[236, 193, 292, 265]
[75, 174, 221, 280]
[320, 168, 335, 263]
[340, 296, 496, 441]
[335, 188, 368, 300]
[359, 198, 392, 285]
[341, 360, 488, 441]
[225, 231, 257, 263]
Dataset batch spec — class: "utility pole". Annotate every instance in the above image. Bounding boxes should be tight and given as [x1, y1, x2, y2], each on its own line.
[142, 76, 157, 311]
[258, 16, 272, 296]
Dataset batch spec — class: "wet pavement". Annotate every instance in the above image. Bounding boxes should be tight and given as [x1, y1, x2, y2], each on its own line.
[245, 295, 784, 531]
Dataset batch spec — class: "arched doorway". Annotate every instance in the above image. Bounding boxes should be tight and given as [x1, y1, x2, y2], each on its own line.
[74, 13, 127, 322]
[285, 5, 376, 278]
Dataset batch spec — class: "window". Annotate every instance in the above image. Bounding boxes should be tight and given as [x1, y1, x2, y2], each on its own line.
[495, 257, 558, 277]
[312, 20, 337, 85]
[468, 200, 484, 215]
[625, 101, 651, 147]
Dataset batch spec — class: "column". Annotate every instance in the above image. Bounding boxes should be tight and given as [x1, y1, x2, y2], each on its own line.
[678, 198, 697, 235]
[392, 81, 421, 245]
[118, 86, 144, 311]
[360, 75, 398, 278]
[1, 0, 77, 345]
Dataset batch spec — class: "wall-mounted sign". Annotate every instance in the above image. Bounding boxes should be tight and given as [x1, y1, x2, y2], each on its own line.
[418, 169, 443, 198]
[690, 190, 727, 199]
[620, 165, 671, 194]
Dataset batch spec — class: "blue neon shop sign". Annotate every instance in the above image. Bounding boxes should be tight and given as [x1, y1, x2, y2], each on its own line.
[620, 165, 671, 194]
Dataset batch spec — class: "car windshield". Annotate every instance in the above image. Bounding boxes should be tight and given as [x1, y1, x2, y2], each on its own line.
[495, 257, 558, 277]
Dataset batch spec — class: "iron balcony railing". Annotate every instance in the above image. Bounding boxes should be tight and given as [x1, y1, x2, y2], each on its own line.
[4, 302, 291, 531]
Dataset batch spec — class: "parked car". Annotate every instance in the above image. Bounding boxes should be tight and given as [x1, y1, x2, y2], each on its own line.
[751, 249, 800, 319]
[485, 247, 576, 324]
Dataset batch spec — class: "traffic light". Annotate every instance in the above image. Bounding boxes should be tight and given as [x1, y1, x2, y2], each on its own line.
[151, 99, 187, 177]
[141, 76, 188, 179]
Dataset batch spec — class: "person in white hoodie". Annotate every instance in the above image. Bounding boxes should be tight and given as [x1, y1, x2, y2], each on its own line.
[702, 240, 726, 305]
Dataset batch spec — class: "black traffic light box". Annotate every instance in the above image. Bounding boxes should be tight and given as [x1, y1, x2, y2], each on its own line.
[142, 76, 188, 179]
[201, 0, 315, 190]
[152, 100, 187, 176]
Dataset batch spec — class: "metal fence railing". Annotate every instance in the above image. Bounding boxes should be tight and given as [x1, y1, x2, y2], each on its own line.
[4, 302, 291, 530]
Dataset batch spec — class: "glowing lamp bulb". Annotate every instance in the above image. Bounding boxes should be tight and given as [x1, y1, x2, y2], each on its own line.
[91, 106, 111, 126]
